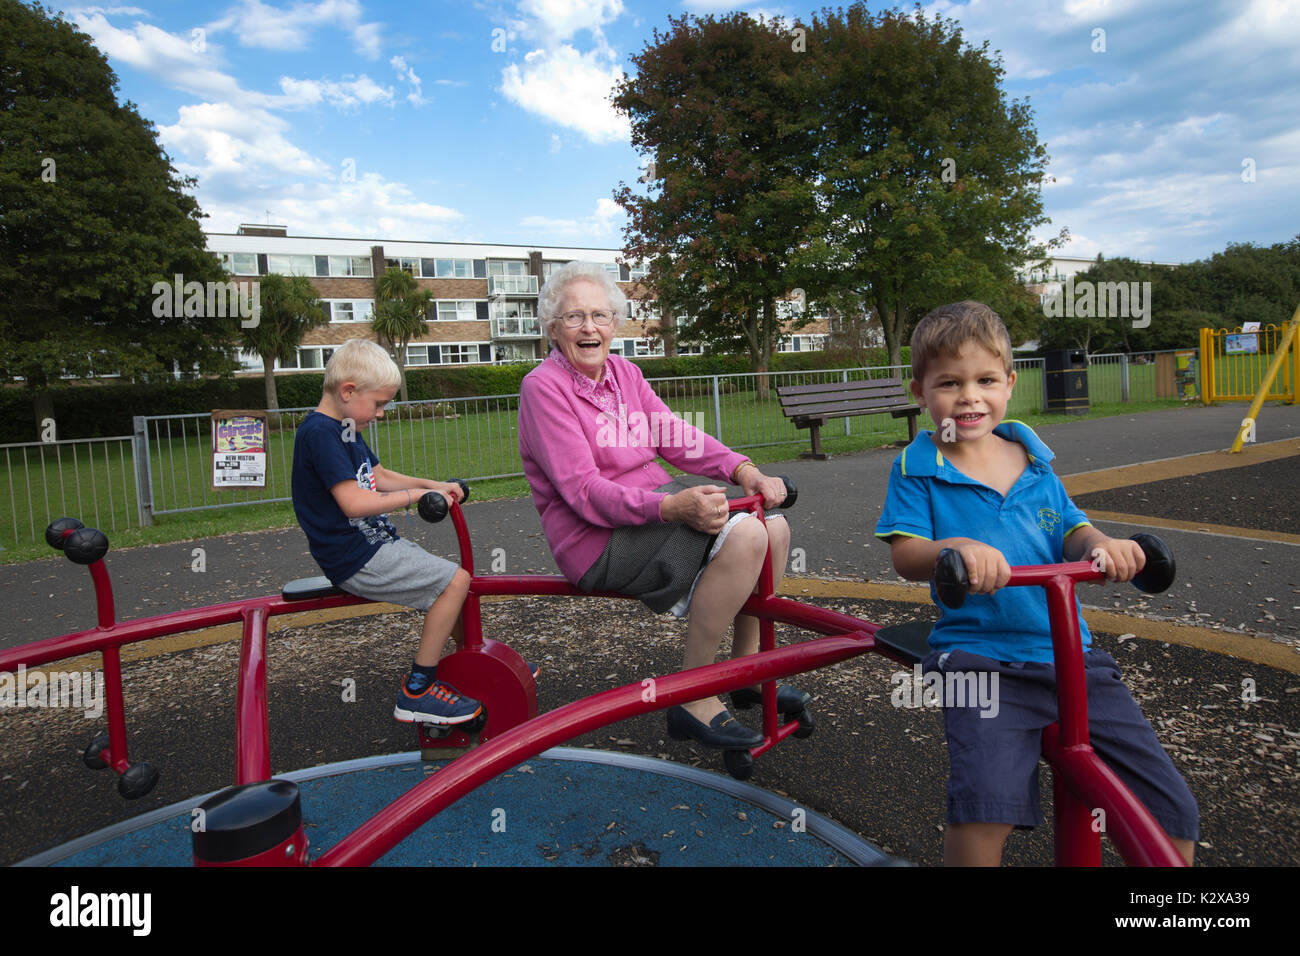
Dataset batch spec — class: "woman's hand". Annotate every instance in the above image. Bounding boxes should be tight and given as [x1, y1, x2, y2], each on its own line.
[661, 484, 730, 534]
[738, 466, 787, 510]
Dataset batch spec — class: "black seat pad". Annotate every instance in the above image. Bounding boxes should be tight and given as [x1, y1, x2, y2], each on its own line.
[282, 576, 344, 601]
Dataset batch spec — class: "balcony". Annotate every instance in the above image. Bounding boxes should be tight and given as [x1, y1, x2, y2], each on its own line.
[491, 316, 542, 338]
[488, 274, 539, 296]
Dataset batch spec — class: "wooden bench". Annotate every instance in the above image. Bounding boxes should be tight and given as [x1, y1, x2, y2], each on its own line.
[776, 378, 923, 459]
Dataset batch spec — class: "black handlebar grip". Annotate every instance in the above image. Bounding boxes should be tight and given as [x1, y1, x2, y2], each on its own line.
[1131, 533, 1176, 594]
[934, 547, 969, 609]
[417, 491, 449, 523]
[63, 528, 109, 565]
[452, 478, 470, 503]
[777, 475, 797, 510]
[45, 517, 84, 550]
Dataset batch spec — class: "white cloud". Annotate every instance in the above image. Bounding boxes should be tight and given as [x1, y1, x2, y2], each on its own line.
[518, 0, 625, 41]
[67, 5, 152, 16]
[202, 173, 466, 240]
[520, 197, 624, 238]
[353, 21, 383, 59]
[278, 74, 394, 109]
[73, 13, 262, 104]
[501, 45, 629, 143]
[160, 102, 330, 179]
[390, 55, 426, 106]
[208, 0, 382, 59]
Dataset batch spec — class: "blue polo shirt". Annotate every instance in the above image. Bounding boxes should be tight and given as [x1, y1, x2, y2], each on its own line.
[292, 411, 400, 585]
[875, 421, 1093, 662]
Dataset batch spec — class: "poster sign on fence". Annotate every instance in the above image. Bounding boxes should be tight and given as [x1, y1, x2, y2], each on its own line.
[1224, 334, 1259, 354]
[211, 410, 267, 489]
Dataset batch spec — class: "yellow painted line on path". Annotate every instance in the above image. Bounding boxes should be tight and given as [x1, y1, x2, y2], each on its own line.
[1083, 510, 1300, 546]
[1061, 437, 1300, 496]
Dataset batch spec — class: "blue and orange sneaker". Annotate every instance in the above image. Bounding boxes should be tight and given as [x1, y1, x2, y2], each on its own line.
[394, 674, 482, 725]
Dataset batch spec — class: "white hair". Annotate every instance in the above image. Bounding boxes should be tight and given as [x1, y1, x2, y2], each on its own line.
[538, 261, 626, 346]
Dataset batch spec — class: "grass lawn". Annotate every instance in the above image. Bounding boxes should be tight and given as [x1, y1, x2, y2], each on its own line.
[2, 381, 1189, 563]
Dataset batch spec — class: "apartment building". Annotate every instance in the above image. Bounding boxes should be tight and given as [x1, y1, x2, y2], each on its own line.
[209, 225, 830, 375]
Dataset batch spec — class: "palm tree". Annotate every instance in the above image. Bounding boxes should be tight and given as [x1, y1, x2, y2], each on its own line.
[239, 273, 329, 410]
[371, 266, 431, 402]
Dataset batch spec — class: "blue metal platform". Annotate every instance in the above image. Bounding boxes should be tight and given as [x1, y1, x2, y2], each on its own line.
[22, 749, 898, 867]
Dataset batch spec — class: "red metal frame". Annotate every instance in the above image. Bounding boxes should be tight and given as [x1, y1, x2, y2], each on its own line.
[2, 508, 1186, 867]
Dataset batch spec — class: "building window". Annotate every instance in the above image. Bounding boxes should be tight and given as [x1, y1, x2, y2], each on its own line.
[541, 260, 571, 279]
[487, 260, 528, 276]
[384, 257, 420, 276]
[434, 259, 474, 278]
[435, 300, 479, 322]
[218, 252, 259, 276]
[425, 343, 491, 365]
[494, 343, 536, 363]
[327, 255, 373, 277]
[323, 299, 373, 323]
[266, 254, 315, 276]
[292, 346, 336, 369]
[628, 262, 650, 280]
[490, 300, 536, 320]
[777, 335, 827, 353]
[601, 263, 620, 279]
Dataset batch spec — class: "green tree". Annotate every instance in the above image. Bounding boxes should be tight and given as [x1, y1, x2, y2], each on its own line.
[371, 266, 431, 402]
[1203, 239, 1300, 329]
[240, 273, 327, 410]
[612, 12, 821, 393]
[0, 0, 237, 434]
[805, 4, 1059, 366]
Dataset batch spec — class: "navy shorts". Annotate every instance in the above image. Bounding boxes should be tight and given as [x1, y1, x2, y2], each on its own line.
[922, 647, 1199, 840]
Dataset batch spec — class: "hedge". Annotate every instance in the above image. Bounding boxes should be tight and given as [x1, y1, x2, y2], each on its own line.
[0, 346, 909, 443]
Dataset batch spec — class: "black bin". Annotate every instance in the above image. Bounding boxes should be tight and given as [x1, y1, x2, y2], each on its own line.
[1045, 349, 1089, 415]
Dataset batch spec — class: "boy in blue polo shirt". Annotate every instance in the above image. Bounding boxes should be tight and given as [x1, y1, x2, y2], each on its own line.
[875, 301, 1197, 866]
[292, 339, 480, 725]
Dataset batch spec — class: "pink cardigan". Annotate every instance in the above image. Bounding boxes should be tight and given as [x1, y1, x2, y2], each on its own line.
[518, 353, 748, 584]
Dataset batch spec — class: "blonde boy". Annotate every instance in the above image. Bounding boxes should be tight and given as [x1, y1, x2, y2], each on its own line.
[290, 339, 478, 724]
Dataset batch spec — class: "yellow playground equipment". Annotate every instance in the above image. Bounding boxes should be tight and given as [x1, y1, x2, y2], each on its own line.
[1198, 305, 1300, 452]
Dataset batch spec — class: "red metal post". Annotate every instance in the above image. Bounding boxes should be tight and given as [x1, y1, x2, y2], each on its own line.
[100, 645, 130, 773]
[235, 606, 272, 784]
[88, 559, 116, 629]
[449, 502, 483, 652]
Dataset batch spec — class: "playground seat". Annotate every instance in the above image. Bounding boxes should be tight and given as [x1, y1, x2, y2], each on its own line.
[872, 621, 933, 666]
[282, 576, 344, 602]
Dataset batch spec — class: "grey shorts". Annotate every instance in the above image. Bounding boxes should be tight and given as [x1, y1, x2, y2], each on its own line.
[578, 481, 784, 615]
[337, 538, 459, 612]
[924, 647, 1199, 840]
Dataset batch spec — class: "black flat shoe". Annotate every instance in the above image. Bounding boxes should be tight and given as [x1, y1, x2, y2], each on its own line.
[666, 706, 763, 749]
[730, 684, 811, 716]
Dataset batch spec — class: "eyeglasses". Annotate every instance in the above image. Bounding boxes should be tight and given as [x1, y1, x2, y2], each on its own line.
[560, 310, 615, 328]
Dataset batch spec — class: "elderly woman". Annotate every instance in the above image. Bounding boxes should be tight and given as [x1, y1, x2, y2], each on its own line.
[518, 261, 806, 749]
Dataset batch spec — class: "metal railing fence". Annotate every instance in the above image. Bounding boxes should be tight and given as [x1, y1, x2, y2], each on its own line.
[0, 351, 1193, 540]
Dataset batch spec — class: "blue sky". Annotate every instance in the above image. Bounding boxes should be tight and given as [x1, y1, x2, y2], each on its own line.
[58, 0, 1300, 263]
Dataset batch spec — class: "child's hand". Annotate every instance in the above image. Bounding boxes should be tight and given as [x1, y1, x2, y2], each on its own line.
[430, 480, 464, 504]
[955, 543, 1011, 595]
[1088, 536, 1145, 583]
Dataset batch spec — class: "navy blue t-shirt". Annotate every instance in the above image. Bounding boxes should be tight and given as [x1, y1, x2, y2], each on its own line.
[292, 411, 400, 584]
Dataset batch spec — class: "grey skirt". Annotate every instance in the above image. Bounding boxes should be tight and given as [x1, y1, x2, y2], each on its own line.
[577, 481, 782, 614]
